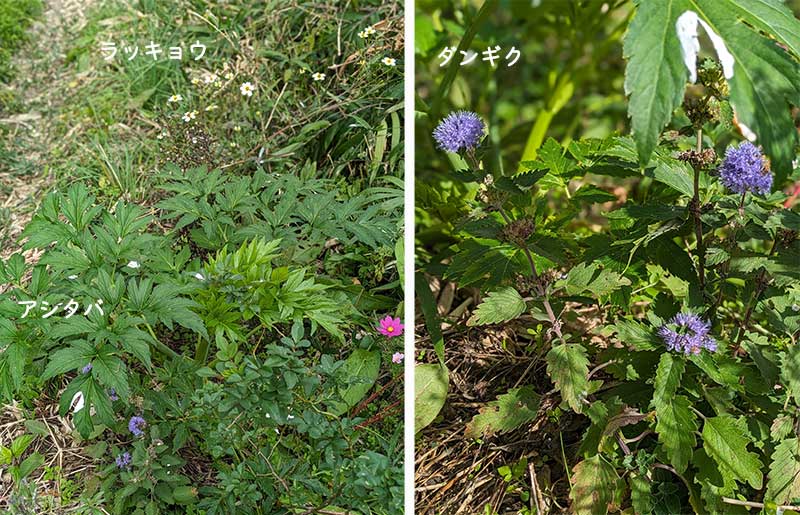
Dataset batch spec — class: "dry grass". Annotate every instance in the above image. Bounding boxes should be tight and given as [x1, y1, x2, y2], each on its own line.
[0, 0, 96, 258]
[414, 278, 604, 515]
[0, 400, 100, 511]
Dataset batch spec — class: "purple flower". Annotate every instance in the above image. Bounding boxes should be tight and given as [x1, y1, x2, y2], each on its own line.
[657, 312, 717, 355]
[432, 111, 485, 153]
[108, 388, 119, 401]
[718, 141, 772, 195]
[128, 416, 147, 437]
[81, 363, 92, 374]
[115, 452, 131, 469]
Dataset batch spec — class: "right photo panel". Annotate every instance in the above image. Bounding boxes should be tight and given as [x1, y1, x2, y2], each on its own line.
[414, 1, 800, 514]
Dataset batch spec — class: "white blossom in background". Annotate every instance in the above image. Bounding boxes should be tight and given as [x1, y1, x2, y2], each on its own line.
[676, 10, 734, 84]
[126, 260, 141, 269]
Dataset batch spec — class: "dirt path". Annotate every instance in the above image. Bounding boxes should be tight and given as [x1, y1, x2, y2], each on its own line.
[0, 0, 92, 260]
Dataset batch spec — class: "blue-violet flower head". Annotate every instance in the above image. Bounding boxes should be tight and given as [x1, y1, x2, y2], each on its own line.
[115, 452, 131, 469]
[81, 363, 92, 374]
[657, 312, 717, 355]
[432, 111, 485, 153]
[128, 416, 147, 437]
[718, 141, 772, 195]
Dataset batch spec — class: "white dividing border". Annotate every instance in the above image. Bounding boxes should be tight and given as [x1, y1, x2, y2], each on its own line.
[403, 0, 415, 511]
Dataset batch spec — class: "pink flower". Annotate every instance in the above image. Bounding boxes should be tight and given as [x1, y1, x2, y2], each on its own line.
[377, 315, 404, 338]
[391, 352, 404, 364]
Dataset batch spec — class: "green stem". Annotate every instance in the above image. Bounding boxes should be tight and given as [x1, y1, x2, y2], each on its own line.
[692, 129, 706, 289]
[145, 322, 185, 362]
[497, 206, 565, 343]
[195, 333, 209, 365]
[734, 238, 779, 348]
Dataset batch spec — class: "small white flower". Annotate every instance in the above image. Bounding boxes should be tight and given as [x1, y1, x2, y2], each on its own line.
[229, 142, 237, 148]
[167, 94, 183, 103]
[265, 413, 271, 419]
[287, 414, 295, 420]
[365, 27, 376, 36]
[203, 73, 217, 84]
[194, 272, 205, 280]
[205, 104, 218, 112]
[240, 82, 255, 97]
[381, 57, 397, 67]
[126, 260, 141, 269]
[182, 110, 198, 123]
[191, 77, 201, 85]
[312, 72, 326, 81]
[233, 125, 241, 132]
[792, 304, 800, 312]
[274, 428, 280, 434]
[68, 275, 78, 280]
[357, 30, 367, 39]
[224, 72, 234, 80]
[157, 132, 167, 140]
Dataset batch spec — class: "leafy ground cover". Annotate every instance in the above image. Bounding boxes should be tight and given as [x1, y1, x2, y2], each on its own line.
[415, 1, 800, 514]
[0, 1, 404, 514]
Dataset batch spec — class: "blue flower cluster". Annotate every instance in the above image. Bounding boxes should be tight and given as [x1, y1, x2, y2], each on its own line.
[658, 312, 717, 355]
[128, 416, 147, 437]
[432, 111, 485, 153]
[115, 451, 131, 469]
[718, 141, 772, 195]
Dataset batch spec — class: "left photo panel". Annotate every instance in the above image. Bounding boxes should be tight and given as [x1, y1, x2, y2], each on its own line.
[0, 1, 405, 513]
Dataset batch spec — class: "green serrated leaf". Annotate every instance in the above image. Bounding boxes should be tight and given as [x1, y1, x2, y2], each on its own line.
[328, 349, 380, 416]
[766, 437, 800, 505]
[465, 386, 541, 439]
[652, 353, 696, 473]
[623, 0, 689, 165]
[781, 344, 800, 407]
[41, 340, 94, 381]
[467, 287, 526, 326]
[560, 263, 631, 297]
[629, 472, 653, 515]
[547, 344, 590, 414]
[570, 455, 620, 515]
[702, 415, 763, 489]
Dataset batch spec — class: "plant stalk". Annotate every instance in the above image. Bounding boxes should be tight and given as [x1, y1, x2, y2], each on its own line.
[692, 129, 706, 290]
[734, 238, 779, 349]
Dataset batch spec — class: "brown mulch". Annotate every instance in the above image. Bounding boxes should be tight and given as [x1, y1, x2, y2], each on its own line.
[415, 280, 600, 515]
